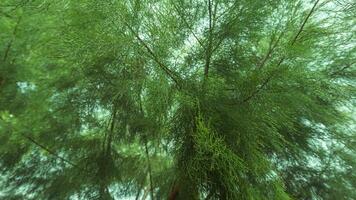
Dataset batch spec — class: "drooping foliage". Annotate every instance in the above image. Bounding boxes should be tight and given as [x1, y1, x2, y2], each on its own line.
[0, 0, 355, 199]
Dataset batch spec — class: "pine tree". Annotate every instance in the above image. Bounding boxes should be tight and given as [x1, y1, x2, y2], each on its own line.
[0, 0, 355, 199]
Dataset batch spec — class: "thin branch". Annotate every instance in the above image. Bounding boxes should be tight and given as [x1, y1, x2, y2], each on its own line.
[258, 0, 319, 69]
[257, 31, 284, 69]
[330, 62, 355, 76]
[124, 22, 182, 88]
[291, 0, 320, 45]
[242, 58, 285, 103]
[241, 0, 320, 103]
[135, 185, 143, 200]
[6, 0, 31, 12]
[204, 0, 214, 79]
[215, 1, 238, 21]
[141, 187, 149, 200]
[144, 137, 155, 200]
[3, 15, 22, 62]
[106, 106, 117, 156]
[171, 1, 204, 48]
[210, 6, 245, 57]
[210, 36, 224, 54]
[102, 93, 120, 151]
[138, 88, 155, 200]
[208, 0, 212, 32]
[21, 134, 77, 167]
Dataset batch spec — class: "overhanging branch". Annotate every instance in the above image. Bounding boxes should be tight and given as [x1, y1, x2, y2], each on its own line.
[21, 134, 78, 167]
[330, 62, 355, 77]
[291, 0, 320, 45]
[204, 0, 218, 79]
[242, 58, 285, 103]
[3, 15, 22, 62]
[242, 0, 320, 103]
[171, 1, 204, 48]
[124, 22, 182, 89]
[257, 31, 284, 69]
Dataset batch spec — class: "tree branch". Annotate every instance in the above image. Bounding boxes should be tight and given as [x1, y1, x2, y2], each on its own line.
[330, 62, 355, 76]
[144, 137, 155, 200]
[215, 1, 238, 21]
[124, 22, 182, 89]
[171, 1, 204, 48]
[210, 5, 245, 60]
[242, 58, 285, 103]
[257, 31, 284, 69]
[3, 15, 22, 62]
[105, 105, 117, 156]
[21, 134, 77, 167]
[204, 0, 214, 79]
[241, 0, 320, 103]
[291, 0, 320, 45]
[138, 88, 155, 200]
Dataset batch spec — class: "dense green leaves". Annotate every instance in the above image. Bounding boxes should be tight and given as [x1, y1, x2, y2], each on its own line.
[0, 0, 355, 199]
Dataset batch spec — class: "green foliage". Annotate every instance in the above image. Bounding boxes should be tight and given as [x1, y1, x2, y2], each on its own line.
[0, 0, 355, 199]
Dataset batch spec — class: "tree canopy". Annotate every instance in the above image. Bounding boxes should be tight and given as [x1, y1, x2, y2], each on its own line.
[0, 0, 355, 199]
